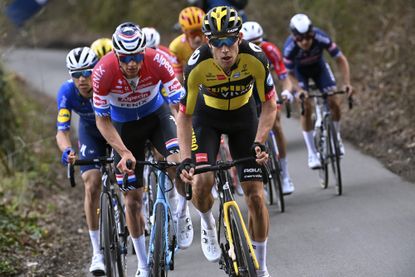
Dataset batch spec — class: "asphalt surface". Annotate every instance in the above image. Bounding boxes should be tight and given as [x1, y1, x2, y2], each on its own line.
[4, 48, 415, 277]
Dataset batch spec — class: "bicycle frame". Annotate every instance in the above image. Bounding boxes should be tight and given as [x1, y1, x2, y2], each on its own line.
[147, 169, 177, 270]
[194, 158, 260, 275]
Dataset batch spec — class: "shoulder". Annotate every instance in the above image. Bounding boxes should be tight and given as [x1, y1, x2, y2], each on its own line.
[169, 34, 187, 52]
[57, 80, 75, 96]
[185, 44, 211, 72]
[145, 48, 175, 77]
[283, 36, 297, 57]
[239, 40, 268, 64]
[313, 28, 332, 44]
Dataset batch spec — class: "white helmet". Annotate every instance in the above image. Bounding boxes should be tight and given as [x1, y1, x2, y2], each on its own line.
[241, 21, 264, 42]
[112, 22, 146, 55]
[142, 27, 161, 49]
[289, 14, 313, 35]
[66, 47, 98, 71]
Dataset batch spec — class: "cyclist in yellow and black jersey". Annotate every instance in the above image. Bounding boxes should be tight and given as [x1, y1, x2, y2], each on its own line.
[181, 37, 274, 121]
[177, 6, 276, 277]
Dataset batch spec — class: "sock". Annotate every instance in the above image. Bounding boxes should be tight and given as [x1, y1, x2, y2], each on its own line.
[198, 210, 215, 230]
[252, 239, 268, 272]
[132, 235, 148, 269]
[279, 157, 290, 179]
[176, 194, 188, 218]
[302, 131, 317, 155]
[89, 230, 100, 256]
[333, 121, 342, 140]
[167, 187, 179, 218]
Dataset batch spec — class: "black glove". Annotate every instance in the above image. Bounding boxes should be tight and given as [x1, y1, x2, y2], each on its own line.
[176, 158, 195, 179]
[251, 142, 268, 157]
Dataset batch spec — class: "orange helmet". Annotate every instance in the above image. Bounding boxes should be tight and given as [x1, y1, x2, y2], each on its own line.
[179, 6, 205, 32]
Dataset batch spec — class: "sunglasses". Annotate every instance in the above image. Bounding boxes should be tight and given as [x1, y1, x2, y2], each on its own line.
[118, 53, 145, 63]
[209, 36, 239, 48]
[70, 69, 93, 79]
[294, 33, 314, 42]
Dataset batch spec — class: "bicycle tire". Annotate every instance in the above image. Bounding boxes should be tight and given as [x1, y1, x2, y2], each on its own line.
[114, 195, 127, 277]
[327, 121, 343, 195]
[151, 203, 167, 277]
[102, 193, 116, 277]
[266, 135, 285, 212]
[314, 125, 328, 189]
[229, 206, 257, 277]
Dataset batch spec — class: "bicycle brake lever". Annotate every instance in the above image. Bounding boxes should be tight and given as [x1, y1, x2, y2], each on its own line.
[67, 163, 76, 187]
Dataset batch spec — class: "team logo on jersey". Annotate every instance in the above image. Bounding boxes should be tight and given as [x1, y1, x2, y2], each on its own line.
[217, 74, 226, 80]
[191, 129, 198, 151]
[154, 53, 174, 76]
[57, 108, 70, 123]
[248, 42, 262, 53]
[233, 72, 241, 78]
[188, 49, 200, 66]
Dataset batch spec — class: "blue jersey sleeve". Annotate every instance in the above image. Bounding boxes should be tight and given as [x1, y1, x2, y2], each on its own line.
[56, 81, 73, 131]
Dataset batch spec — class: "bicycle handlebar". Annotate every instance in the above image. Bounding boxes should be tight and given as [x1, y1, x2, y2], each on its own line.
[299, 90, 353, 115]
[67, 157, 115, 187]
[277, 99, 291, 118]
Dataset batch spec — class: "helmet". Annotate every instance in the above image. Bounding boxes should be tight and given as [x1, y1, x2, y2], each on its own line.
[241, 21, 264, 42]
[202, 6, 242, 37]
[112, 22, 146, 55]
[142, 27, 160, 49]
[179, 6, 205, 31]
[90, 38, 113, 59]
[66, 47, 98, 71]
[289, 14, 313, 35]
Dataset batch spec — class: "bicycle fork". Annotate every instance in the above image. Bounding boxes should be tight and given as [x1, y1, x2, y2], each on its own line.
[223, 200, 259, 274]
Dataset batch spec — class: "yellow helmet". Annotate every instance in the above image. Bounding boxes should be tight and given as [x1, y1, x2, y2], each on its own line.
[202, 6, 242, 37]
[179, 6, 205, 32]
[90, 38, 113, 59]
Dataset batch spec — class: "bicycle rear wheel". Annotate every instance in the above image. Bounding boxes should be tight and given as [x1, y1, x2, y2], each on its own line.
[327, 121, 342, 195]
[229, 206, 257, 277]
[314, 126, 328, 189]
[151, 203, 167, 277]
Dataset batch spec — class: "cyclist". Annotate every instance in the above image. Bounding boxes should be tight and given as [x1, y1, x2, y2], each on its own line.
[176, 6, 275, 277]
[92, 22, 193, 277]
[283, 13, 354, 169]
[55, 47, 106, 275]
[90, 37, 113, 59]
[241, 21, 295, 195]
[169, 6, 206, 83]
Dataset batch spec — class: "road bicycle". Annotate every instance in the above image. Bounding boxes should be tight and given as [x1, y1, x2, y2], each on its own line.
[300, 87, 353, 195]
[68, 157, 128, 277]
[189, 157, 269, 276]
[131, 159, 178, 277]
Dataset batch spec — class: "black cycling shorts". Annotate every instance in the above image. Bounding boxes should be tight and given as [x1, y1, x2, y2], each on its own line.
[112, 104, 179, 190]
[192, 101, 263, 182]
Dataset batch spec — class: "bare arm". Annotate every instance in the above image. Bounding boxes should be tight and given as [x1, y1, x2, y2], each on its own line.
[176, 111, 193, 160]
[255, 95, 277, 144]
[95, 115, 135, 173]
[56, 130, 72, 152]
[335, 53, 354, 95]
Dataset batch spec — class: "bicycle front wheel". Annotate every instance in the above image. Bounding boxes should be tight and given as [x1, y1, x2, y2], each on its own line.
[314, 126, 328, 189]
[151, 203, 167, 277]
[229, 206, 257, 277]
[327, 121, 343, 195]
[101, 193, 116, 277]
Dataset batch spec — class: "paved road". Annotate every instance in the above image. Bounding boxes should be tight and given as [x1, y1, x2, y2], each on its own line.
[4, 48, 415, 277]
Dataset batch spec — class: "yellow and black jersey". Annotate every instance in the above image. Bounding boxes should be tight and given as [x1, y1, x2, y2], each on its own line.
[179, 40, 276, 116]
